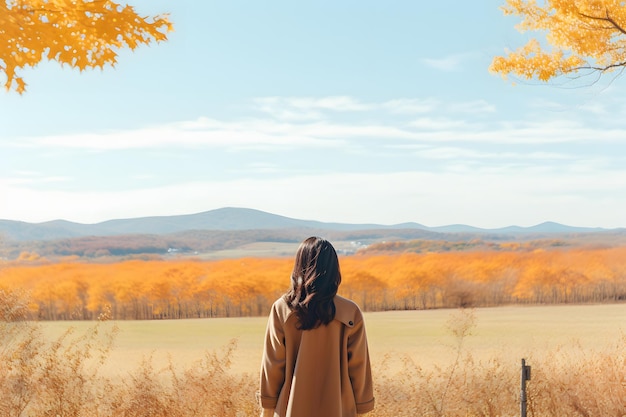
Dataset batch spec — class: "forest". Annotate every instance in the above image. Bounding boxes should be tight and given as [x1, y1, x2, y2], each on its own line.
[1, 241, 625, 320]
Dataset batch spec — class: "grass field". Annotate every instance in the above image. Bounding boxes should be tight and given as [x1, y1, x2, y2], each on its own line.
[5, 303, 623, 416]
[39, 303, 626, 376]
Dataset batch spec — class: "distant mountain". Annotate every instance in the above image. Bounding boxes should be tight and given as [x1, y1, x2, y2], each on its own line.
[0, 207, 427, 241]
[430, 221, 607, 235]
[0, 207, 616, 242]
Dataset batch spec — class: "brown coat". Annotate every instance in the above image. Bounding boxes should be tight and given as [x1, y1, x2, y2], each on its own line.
[259, 295, 375, 417]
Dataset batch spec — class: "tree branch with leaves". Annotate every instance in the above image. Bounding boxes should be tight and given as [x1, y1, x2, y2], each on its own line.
[490, 0, 626, 82]
[0, 0, 172, 93]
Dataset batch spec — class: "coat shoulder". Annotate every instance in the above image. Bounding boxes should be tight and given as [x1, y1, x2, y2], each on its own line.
[334, 295, 363, 327]
[271, 296, 295, 322]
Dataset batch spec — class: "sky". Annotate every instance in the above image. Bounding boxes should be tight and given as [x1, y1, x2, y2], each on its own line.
[1, 0, 626, 229]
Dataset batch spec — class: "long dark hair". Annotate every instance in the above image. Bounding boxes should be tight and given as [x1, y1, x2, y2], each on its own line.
[284, 237, 342, 330]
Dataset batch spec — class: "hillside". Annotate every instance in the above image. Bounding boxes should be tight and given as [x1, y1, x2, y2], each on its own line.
[1, 207, 624, 260]
[0, 207, 616, 241]
[0, 207, 429, 241]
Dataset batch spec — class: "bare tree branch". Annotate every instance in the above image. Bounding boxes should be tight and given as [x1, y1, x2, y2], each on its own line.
[579, 9, 626, 36]
[576, 60, 626, 72]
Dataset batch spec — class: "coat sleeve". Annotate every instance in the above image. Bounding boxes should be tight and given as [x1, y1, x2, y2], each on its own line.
[347, 310, 375, 414]
[259, 302, 286, 409]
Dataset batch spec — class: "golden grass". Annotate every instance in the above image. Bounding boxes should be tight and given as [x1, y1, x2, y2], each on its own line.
[3, 297, 625, 416]
[40, 303, 626, 375]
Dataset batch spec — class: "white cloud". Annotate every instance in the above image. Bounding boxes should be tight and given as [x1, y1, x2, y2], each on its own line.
[382, 98, 439, 114]
[408, 117, 473, 130]
[253, 96, 373, 120]
[4, 94, 626, 230]
[4, 175, 72, 185]
[12, 170, 40, 177]
[255, 96, 444, 120]
[27, 119, 347, 150]
[421, 53, 472, 72]
[578, 102, 606, 115]
[392, 145, 574, 163]
[413, 147, 501, 160]
[14, 102, 626, 156]
[448, 100, 496, 114]
[234, 162, 281, 174]
[131, 174, 156, 180]
[528, 98, 566, 111]
[287, 96, 373, 112]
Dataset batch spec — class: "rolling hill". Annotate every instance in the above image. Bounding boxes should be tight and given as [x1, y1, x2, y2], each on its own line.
[1, 207, 623, 260]
[0, 207, 612, 242]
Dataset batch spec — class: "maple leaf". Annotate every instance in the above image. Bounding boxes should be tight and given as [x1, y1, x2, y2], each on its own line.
[491, 0, 626, 83]
[0, 0, 172, 93]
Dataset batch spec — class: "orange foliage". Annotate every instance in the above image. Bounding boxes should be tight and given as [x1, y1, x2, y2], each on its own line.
[1, 247, 625, 320]
[491, 0, 626, 82]
[1, 0, 172, 93]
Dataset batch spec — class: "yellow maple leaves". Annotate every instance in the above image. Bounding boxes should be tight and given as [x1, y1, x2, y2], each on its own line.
[490, 0, 626, 82]
[0, 0, 172, 93]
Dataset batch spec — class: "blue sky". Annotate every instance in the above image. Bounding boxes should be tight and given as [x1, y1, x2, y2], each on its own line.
[1, 0, 626, 228]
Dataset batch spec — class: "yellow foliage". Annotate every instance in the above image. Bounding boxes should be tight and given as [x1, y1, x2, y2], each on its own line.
[0, 0, 172, 93]
[17, 251, 41, 261]
[490, 0, 626, 81]
[1, 247, 625, 319]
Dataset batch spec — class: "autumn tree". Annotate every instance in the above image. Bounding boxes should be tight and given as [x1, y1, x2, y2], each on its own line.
[1, 0, 172, 93]
[490, 0, 626, 82]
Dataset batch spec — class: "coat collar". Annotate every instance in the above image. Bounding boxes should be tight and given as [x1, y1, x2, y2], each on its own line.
[275, 295, 358, 328]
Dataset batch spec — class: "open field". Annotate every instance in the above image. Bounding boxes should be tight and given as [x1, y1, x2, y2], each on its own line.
[194, 240, 365, 259]
[4, 303, 624, 416]
[39, 303, 626, 376]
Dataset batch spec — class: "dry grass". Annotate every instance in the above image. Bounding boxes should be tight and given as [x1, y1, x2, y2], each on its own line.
[1, 289, 625, 416]
[371, 307, 626, 417]
[1, 293, 257, 416]
[372, 333, 626, 417]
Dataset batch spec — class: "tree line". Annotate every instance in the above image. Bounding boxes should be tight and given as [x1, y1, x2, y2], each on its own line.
[1, 246, 625, 320]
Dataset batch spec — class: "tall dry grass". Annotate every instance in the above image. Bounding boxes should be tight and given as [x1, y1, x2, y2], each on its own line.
[1, 289, 624, 416]
[373, 334, 626, 417]
[1, 288, 258, 417]
[372, 309, 625, 417]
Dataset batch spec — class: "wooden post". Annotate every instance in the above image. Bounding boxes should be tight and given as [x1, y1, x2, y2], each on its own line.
[521, 358, 531, 417]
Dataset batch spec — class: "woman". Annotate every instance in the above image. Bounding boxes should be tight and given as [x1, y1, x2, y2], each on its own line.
[259, 237, 375, 417]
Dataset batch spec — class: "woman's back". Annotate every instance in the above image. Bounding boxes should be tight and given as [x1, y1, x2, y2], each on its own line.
[259, 237, 375, 417]
[260, 295, 374, 417]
